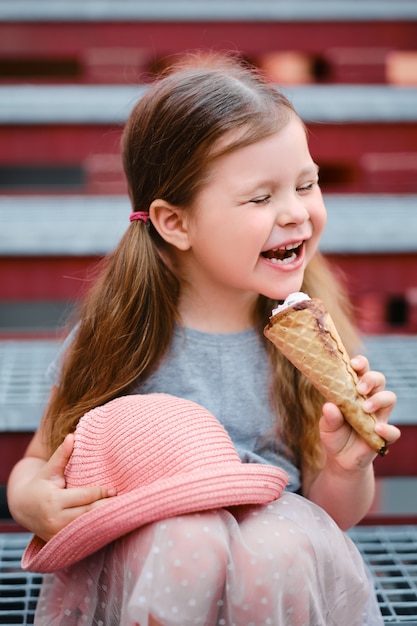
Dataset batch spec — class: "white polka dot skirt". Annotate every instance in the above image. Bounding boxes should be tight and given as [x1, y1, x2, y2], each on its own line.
[34, 493, 383, 625]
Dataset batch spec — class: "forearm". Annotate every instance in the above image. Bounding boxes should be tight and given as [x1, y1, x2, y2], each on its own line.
[305, 460, 375, 530]
[7, 456, 47, 528]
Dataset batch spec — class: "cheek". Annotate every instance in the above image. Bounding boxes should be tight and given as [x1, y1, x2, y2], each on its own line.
[306, 205, 327, 261]
[311, 201, 327, 236]
[221, 216, 264, 249]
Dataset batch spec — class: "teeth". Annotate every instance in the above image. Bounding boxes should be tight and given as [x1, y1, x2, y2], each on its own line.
[262, 241, 302, 263]
[273, 242, 301, 254]
[282, 242, 301, 251]
[268, 251, 297, 264]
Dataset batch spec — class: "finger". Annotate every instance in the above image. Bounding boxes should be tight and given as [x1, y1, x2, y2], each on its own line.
[41, 434, 75, 486]
[375, 421, 401, 445]
[321, 402, 345, 430]
[55, 492, 116, 532]
[60, 485, 116, 510]
[357, 370, 386, 396]
[350, 355, 370, 376]
[362, 390, 397, 418]
[319, 404, 357, 457]
[40, 486, 116, 538]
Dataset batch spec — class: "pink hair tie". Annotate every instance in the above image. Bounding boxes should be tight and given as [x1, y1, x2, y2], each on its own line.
[130, 211, 150, 224]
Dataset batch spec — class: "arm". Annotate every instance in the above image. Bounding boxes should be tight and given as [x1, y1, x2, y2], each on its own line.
[7, 388, 115, 542]
[303, 356, 401, 530]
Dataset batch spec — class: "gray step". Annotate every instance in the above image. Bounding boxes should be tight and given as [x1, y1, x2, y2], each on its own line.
[1, 0, 417, 21]
[1, 85, 417, 124]
[0, 335, 416, 432]
[1, 194, 416, 256]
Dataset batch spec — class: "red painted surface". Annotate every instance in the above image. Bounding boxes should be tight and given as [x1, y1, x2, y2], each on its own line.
[0, 256, 99, 300]
[308, 124, 417, 193]
[0, 432, 33, 484]
[373, 426, 417, 478]
[1, 20, 417, 85]
[3, 124, 417, 165]
[0, 125, 124, 164]
[327, 253, 417, 296]
[2, 253, 416, 332]
[2, 123, 417, 194]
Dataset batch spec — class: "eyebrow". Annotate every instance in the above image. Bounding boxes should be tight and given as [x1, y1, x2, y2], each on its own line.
[300, 164, 320, 176]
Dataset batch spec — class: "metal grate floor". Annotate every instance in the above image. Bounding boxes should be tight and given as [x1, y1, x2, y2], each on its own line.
[0, 528, 417, 624]
[0, 534, 42, 625]
[349, 526, 417, 624]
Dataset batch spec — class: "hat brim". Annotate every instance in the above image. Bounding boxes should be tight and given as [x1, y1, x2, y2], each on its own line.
[22, 463, 287, 573]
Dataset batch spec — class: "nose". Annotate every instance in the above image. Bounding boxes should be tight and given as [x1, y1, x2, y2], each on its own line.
[276, 196, 309, 228]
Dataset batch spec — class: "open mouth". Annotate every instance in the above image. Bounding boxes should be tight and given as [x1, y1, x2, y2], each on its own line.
[261, 242, 303, 265]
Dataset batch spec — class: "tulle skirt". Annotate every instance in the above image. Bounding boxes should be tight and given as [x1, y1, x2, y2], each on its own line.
[34, 493, 383, 626]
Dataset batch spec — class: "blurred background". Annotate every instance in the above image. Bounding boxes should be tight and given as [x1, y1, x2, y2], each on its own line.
[0, 2, 417, 621]
[0, 2, 416, 334]
[1, 0, 417, 511]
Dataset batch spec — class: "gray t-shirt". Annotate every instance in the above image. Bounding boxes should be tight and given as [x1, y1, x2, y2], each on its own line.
[47, 325, 301, 492]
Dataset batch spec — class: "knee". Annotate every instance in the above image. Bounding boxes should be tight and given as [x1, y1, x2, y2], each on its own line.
[162, 512, 230, 589]
[233, 508, 316, 584]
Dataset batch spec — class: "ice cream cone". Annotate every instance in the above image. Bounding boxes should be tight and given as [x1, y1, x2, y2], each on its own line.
[264, 296, 387, 456]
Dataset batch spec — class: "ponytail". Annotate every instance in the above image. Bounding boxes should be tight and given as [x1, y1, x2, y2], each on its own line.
[44, 222, 179, 454]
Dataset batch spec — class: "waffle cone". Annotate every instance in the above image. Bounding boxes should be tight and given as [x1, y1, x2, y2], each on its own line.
[264, 298, 387, 456]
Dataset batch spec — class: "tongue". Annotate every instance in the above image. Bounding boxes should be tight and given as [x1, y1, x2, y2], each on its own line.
[263, 249, 288, 260]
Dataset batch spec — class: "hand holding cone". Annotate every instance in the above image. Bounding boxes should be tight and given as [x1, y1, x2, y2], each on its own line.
[264, 294, 387, 456]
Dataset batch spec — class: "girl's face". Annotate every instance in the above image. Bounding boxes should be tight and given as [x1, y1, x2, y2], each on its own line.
[178, 116, 327, 321]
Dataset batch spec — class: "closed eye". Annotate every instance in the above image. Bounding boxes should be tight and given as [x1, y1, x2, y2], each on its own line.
[250, 195, 271, 205]
[297, 180, 319, 193]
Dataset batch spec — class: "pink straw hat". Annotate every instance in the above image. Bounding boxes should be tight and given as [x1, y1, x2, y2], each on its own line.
[22, 393, 288, 573]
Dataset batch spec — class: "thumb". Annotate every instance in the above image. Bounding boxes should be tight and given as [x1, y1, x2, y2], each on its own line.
[321, 402, 345, 432]
[43, 433, 75, 486]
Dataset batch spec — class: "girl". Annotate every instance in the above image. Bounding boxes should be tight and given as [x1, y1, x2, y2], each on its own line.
[8, 53, 399, 625]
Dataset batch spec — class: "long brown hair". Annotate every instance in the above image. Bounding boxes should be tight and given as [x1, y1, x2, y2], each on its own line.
[44, 53, 360, 473]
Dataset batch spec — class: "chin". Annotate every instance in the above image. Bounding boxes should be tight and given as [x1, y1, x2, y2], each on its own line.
[266, 281, 305, 302]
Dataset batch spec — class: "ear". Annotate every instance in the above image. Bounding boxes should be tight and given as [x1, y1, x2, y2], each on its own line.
[149, 199, 191, 251]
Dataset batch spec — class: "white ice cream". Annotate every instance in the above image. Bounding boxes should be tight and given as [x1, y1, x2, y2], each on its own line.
[272, 292, 311, 316]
